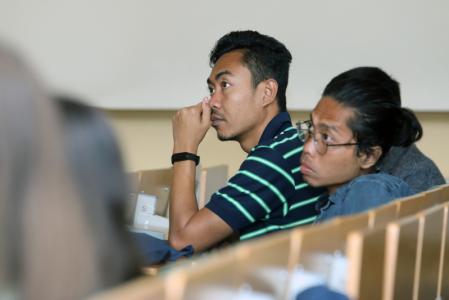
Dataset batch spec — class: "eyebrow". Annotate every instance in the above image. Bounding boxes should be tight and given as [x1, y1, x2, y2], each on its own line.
[310, 113, 339, 133]
[207, 70, 232, 85]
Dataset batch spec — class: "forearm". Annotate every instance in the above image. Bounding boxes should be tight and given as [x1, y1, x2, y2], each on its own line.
[168, 99, 233, 251]
[168, 159, 199, 243]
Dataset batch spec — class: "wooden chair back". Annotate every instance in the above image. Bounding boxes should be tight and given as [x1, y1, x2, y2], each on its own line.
[295, 213, 370, 268]
[197, 165, 228, 209]
[180, 248, 244, 300]
[396, 192, 431, 219]
[368, 201, 398, 228]
[235, 231, 299, 299]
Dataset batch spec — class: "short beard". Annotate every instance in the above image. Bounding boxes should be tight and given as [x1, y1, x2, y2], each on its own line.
[216, 131, 237, 142]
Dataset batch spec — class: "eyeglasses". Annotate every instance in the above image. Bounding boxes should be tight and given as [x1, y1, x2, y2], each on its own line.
[296, 120, 359, 155]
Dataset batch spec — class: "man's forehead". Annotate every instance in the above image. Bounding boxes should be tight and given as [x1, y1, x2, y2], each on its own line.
[212, 51, 245, 70]
[311, 102, 354, 133]
[208, 51, 248, 82]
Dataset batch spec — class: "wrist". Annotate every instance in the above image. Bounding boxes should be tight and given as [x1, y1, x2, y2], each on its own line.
[171, 152, 200, 166]
[173, 144, 198, 154]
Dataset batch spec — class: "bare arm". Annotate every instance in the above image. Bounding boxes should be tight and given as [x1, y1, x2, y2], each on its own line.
[168, 99, 233, 252]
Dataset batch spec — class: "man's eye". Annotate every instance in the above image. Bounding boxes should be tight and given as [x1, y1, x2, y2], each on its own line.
[208, 86, 215, 95]
[321, 133, 332, 143]
[221, 81, 230, 89]
[321, 133, 334, 144]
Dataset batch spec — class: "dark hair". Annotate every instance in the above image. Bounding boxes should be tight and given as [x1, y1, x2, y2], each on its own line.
[209, 30, 292, 112]
[322, 66, 422, 162]
[55, 96, 141, 289]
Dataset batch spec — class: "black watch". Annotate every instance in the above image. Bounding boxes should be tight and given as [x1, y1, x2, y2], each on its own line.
[171, 152, 200, 166]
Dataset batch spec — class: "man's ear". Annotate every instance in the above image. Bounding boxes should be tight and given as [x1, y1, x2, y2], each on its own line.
[261, 79, 278, 107]
[359, 146, 382, 170]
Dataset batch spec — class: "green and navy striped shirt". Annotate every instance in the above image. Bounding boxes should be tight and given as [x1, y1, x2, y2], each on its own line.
[206, 112, 324, 240]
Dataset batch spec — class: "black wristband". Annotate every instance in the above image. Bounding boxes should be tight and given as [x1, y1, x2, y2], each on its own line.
[171, 152, 200, 166]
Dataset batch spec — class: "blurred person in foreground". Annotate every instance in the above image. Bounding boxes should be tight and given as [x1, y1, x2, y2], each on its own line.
[0, 45, 139, 300]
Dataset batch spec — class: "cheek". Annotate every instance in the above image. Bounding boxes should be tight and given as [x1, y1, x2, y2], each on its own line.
[308, 153, 361, 186]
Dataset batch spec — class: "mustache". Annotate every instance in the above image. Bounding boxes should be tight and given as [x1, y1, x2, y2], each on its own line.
[211, 109, 224, 120]
[300, 155, 310, 165]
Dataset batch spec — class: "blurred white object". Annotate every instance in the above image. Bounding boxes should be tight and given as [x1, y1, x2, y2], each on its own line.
[287, 267, 326, 300]
[186, 283, 275, 300]
[133, 193, 157, 226]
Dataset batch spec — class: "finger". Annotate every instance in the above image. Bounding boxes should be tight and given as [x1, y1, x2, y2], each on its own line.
[201, 97, 211, 125]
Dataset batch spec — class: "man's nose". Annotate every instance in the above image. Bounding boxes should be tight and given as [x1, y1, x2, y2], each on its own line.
[209, 92, 222, 109]
[302, 135, 316, 156]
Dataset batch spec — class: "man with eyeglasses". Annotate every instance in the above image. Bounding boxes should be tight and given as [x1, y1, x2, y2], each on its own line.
[299, 67, 420, 222]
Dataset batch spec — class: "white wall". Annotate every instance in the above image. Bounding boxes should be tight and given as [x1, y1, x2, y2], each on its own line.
[1, 0, 448, 110]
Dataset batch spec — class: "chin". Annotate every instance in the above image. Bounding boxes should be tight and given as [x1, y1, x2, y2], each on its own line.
[216, 131, 237, 142]
[303, 176, 322, 188]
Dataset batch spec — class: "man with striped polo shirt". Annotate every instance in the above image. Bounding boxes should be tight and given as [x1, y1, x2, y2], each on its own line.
[169, 30, 322, 252]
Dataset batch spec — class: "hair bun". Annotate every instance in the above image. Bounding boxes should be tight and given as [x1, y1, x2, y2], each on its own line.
[392, 107, 423, 147]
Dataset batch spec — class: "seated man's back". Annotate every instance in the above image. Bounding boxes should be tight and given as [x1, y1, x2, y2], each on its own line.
[379, 145, 445, 193]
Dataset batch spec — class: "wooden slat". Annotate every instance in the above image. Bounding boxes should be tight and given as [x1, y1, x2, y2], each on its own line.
[415, 205, 445, 300]
[438, 203, 449, 299]
[383, 215, 421, 300]
[346, 225, 387, 300]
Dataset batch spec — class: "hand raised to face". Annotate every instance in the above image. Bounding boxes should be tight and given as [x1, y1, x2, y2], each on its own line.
[172, 97, 211, 154]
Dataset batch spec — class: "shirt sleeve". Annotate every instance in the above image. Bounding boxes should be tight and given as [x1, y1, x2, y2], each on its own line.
[205, 146, 296, 232]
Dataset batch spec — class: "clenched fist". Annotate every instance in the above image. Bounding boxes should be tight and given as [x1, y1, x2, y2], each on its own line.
[172, 97, 211, 154]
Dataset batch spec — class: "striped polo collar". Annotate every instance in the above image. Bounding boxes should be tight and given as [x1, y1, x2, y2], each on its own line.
[259, 112, 292, 144]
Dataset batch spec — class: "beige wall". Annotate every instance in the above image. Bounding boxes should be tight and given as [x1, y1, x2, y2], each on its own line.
[107, 110, 449, 179]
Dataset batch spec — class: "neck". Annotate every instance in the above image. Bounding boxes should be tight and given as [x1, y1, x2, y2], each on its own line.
[239, 109, 279, 153]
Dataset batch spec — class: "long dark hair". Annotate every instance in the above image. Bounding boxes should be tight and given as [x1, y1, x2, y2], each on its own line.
[322, 66, 422, 162]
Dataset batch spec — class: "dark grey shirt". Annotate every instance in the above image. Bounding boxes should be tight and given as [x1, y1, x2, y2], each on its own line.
[379, 145, 445, 193]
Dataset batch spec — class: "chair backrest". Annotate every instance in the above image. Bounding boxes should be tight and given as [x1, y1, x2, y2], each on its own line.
[132, 165, 228, 215]
[180, 248, 244, 300]
[197, 165, 228, 209]
[383, 214, 421, 300]
[396, 192, 431, 218]
[295, 213, 370, 268]
[347, 203, 447, 300]
[367, 184, 449, 229]
[136, 167, 173, 216]
[368, 201, 398, 228]
[235, 231, 298, 299]
[442, 183, 449, 202]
